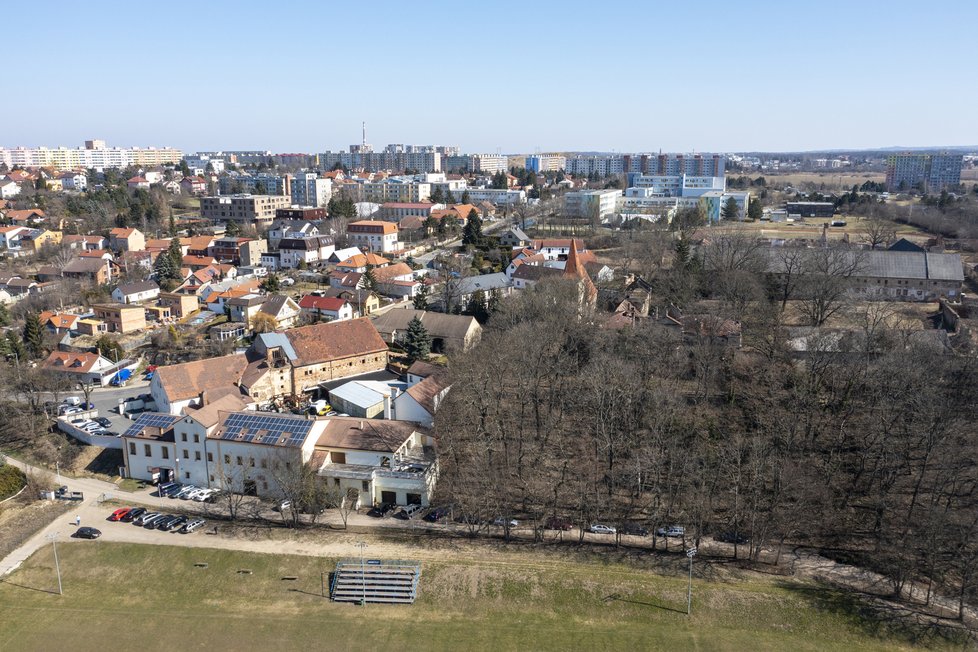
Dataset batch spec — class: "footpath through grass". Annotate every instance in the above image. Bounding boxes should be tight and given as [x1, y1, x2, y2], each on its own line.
[0, 542, 963, 651]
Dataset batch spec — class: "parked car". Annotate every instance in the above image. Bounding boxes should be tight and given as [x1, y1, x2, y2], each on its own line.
[192, 489, 216, 502]
[165, 516, 188, 532]
[73, 527, 101, 539]
[656, 525, 686, 538]
[491, 517, 518, 528]
[545, 517, 573, 531]
[715, 531, 749, 545]
[275, 500, 292, 512]
[367, 503, 395, 518]
[133, 511, 159, 526]
[423, 506, 452, 522]
[589, 523, 617, 535]
[108, 508, 131, 522]
[173, 486, 198, 499]
[93, 417, 113, 428]
[160, 483, 183, 497]
[141, 513, 166, 528]
[155, 515, 179, 530]
[122, 507, 146, 523]
[620, 524, 650, 537]
[78, 421, 102, 432]
[60, 406, 84, 416]
[394, 504, 424, 520]
[63, 396, 82, 407]
[181, 518, 206, 534]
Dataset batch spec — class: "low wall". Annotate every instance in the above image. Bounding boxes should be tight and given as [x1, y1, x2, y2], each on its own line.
[56, 415, 123, 450]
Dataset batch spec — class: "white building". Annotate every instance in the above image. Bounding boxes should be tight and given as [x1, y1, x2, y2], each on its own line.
[0, 180, 21, 199]
[461, 188, 526, 205]
[347, 220, 399, 254]
[563, 189, 622, 220]
[291, 172, 332, 207]
[0, 141, 182, 171]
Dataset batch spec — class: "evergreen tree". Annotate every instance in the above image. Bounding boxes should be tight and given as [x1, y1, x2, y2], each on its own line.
[23, 312, 44, 359]
[412, 283, 430, 310]
[747, 197, 763, 221]
[153, 248, 178, 288]
[224, 220, 241, 236]
[167, 237, 183, 269]
[168, 208, 176, 236]
[262, 274, 281, 293]
[404, 316, 431, 361]
[460, 190, 471, 204]
[95, 334, 124, 362]
[6, 332, 27, 363]
[444, 189, 456, 204]
[430, 188, 445, 204]
[362, 265, 378, 292]
[179, 160, 191, 177]
[462, 208, 483, 247]
[465, 290, 490, 323]
[487, 288, 501, 315]
[722, 197, 741, 221]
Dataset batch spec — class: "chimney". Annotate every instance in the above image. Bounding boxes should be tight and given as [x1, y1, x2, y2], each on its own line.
[383, 394, 391, 420]
[359, 420, 364, 430]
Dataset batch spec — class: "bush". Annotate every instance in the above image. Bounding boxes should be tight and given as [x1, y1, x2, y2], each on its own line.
[0, 464, 27, 500]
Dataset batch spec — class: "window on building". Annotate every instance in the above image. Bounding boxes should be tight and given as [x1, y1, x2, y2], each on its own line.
[249, 458, 255, 468]
[194, 434, 200, 443]
[181, 433, 187, 442]
[185, 471, 190, 479]
[129, 442, 136, 455]
[261, 459, 267, 469]
[236, 456, 242, 466]
[334, 478, 340, 487]
[144, 444, 151, 456]
[362, 480, 369, 492]
[183, 449, 189, 459]
[161, 448, 169, 460]
[195, 451, 201, 461]
[224, 454, 231, 465]
[285, 462, 291, 471]
[207, 452, 213, 462]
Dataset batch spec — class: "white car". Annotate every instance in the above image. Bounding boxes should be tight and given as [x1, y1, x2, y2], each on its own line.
[589, 524, 617, 535]
[78, 421, 102, 432]
[174, 486, 198, 499]
[656, 525, 686, 538]
[192, 489, 216, 502]
[63, 396, 83, 407]
[60, 405, 84, 416]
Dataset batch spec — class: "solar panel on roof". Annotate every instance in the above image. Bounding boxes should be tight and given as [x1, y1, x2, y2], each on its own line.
[122, 412, 180, 437]
[219, 412, 313, 446]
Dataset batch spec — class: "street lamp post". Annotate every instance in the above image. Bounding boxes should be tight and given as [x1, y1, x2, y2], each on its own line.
[47, 533, 63, 596]
[686, 547, 697, 616]
[355, 541, 368, 606]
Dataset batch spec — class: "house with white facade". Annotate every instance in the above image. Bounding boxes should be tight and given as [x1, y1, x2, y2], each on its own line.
[298, 295, 354, 322]
[111, 280, 160, 304]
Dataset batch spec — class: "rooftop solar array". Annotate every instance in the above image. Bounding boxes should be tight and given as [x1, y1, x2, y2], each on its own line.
[123, 412, 181, 437]
[218, 412, 314, 447]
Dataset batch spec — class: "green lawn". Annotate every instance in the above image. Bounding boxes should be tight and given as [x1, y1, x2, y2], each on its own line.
[0, 543, 962, 651]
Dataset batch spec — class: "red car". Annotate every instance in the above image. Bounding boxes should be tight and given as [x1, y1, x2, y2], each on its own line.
[109, 507, 131, 521]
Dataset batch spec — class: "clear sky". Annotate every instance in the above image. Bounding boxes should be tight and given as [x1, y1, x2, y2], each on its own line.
[2, 0, 975, 154]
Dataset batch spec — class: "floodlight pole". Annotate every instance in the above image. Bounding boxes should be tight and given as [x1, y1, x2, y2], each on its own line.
[48, 533, 63, 596]
[686, 547, 697, 616]
[355, 541, 367, 606]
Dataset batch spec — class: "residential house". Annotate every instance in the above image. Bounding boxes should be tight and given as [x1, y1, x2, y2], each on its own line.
[347, 220, 399, 254]
[108, 227, 146, 253]
[41, 350, 133, 387]
[0, 226, 30, 255]
[58, 172, 88, 191]
[62, 235, 106, 251]
[21, 229, 62, 254]
[40, 311, 80, 334]
[328, 246, 363, 264]
[150, 318, 390, 414]
[3, 208, 45, 226]
[257, 294, 301, 329]
[499, 226, 531, 248]
[267, 220, 319, 248]
[92, 304, 147, 334]
[277, 235, 335, 269]
[127, 176, 151, 191]
[298, 295, 354, 322]
[393, 366, 450, 428]
[226, 294, 267, 327]
[111, 280, 160, 304]
[336, 253, 390, 274]
[457, 272, 513, 304]
[62, 257, 117, 284]
[370, 308, 482, 353]
[322, 287, 379, 316]
[158, 292, 200, 319]
[0, 180, 21, 199]
[179, 176, 208, 196]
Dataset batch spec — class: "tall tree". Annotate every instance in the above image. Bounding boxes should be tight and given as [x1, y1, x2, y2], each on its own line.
[23, 313, 44, 359]
[747, 197, 763, 221]
[404, 316, 432, 361]
[224, 219, 241, 236]
[462, 208, 483, 247]
[461, 190, 471, 204]
[722, 197, 741, 221]
[412, 283, 430, 310]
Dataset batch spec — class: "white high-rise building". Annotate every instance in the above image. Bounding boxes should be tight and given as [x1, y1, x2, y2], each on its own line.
[291, 173, 332, 207]
[0, 140, 182, 171]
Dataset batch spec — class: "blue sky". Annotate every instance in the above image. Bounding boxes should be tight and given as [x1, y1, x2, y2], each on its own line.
[2, 1, 975, 153]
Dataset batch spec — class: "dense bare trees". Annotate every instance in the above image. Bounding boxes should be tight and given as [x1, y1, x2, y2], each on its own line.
[435, 279, 978, 615]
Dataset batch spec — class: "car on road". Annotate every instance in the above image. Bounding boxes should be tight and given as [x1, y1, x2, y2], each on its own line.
[715, 531, 749, 545]
[656, 525, 686, 538]
[122, 507, 146, 523]
[181, 518, 206, 534]
[620, 524, 650, 537]
[367, 503, 395, 518]
[545, 517, 573, 531]
[60, 406, 84, 416]
[109, 508, 131, 522]
[93, 417, 113, 428]
[491, 517, 518, 528]
[589, 523, 617, 535]
[73, 527, 101, 539]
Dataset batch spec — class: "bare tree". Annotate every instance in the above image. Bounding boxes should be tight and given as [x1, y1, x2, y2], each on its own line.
[859, 215, 897, 250]
[795, 248, 864, 326]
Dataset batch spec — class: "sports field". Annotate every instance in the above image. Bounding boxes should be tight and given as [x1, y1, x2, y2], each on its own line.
[0, 542, 962, 651]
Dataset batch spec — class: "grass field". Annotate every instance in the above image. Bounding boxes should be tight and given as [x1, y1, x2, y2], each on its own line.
[0, 543, 963, 651]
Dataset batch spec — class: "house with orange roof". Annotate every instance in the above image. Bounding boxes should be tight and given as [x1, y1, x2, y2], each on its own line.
[63, 234, 106, 250]
[109, 227, 146, 252]
[40, 311, 81, 334]
[41, 350, 127, 387]
[347, 220, 399, 254]
[127, 176, 150, 191]
[335, 252, 390, 273]
[3, 208, 45, 225]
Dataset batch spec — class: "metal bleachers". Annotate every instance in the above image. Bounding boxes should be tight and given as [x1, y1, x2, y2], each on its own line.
[330, 559, 421, 604]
